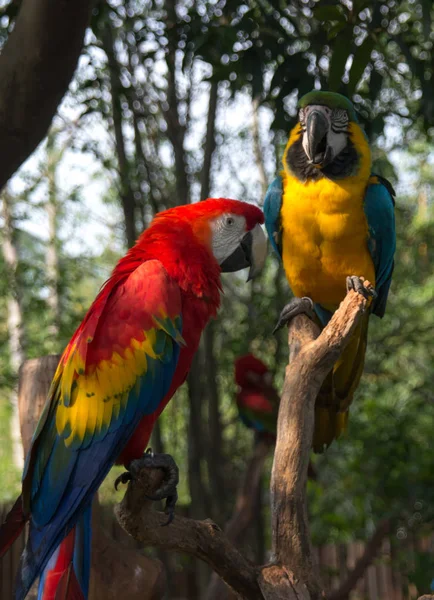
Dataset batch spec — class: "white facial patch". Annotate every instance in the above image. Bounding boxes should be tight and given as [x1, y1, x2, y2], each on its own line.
[210, 213, 247, 264]
[300, 104, 349, 163]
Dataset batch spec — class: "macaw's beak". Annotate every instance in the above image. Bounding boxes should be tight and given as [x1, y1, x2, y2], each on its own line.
[304, 109, 333, 168]
[220, 224, 267, 281]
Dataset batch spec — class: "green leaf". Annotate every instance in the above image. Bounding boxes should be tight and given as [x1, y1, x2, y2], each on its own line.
[347, 35, 375, 95]
[314, 5, 346, 23]
[328, 28, 353, 92]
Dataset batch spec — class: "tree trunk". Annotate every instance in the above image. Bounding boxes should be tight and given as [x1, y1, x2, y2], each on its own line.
[252, 96, 268, 198]
[46, 133, 61, 342]
[102, 23, 137, 248]
[1, 190, 25, 468]
[203, 322, 226, 519]
[187, 351, 213, 596]
[0, 0, 94, 189]
[17, 355, 166, 600]
[200, 81, 218, 201]
[163, 0, 189, 205]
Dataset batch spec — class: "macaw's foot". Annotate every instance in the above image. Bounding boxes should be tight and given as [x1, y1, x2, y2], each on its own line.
[346, 276, 377, 300]
[114, 448, 179, 526]
[273, 297, 315, 334]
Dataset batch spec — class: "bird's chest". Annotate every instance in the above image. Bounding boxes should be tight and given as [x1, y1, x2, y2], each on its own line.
[280, 177, 375, 305]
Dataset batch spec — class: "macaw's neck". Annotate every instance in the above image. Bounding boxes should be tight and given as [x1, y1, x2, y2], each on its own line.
[283, 122, 371, 184]
[116, 217, 222, 318]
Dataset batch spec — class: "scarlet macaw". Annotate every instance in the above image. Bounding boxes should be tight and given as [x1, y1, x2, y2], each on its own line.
[0, 199, 266, 600]
[264, 91, 396, 452]
[234, 354, 279, 438]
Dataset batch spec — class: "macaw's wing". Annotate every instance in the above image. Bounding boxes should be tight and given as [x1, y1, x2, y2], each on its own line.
[364, 175, 396, 317]
[21, 259, 184, 580]
[263, 175, 284, 258]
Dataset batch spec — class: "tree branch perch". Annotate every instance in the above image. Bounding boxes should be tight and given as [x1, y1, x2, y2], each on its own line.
[115, 286, 372, 599]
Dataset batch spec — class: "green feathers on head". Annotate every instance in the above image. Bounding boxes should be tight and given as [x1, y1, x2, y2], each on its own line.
[298, 91, 358, 122]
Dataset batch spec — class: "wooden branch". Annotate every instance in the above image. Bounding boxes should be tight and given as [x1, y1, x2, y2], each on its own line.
[266, 285, 371, 599]
[328, 520, 390, 600]
[116, 286, 371, 600]
[0, 0, 94, 189]
[115, 468, 264, 600]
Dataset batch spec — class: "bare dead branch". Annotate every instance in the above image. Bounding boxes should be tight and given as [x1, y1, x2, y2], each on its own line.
[267, 285, 371, 598]
[114, 468, 264, 600]
[115, 286, 371, 600]
[0, 0, 94, 189]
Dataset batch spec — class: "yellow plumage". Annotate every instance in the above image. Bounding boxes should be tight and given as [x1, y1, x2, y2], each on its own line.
[55, 327, 162, 448]
[281, 121, 374, 451]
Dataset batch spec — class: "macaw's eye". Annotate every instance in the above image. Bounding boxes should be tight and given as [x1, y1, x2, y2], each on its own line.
[226, 216, 235, 226]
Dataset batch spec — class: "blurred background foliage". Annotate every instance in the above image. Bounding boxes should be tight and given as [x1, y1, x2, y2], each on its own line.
[0, 0, 434, 597]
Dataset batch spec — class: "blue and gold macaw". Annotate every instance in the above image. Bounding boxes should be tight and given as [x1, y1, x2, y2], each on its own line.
[264, 91, 396, 452]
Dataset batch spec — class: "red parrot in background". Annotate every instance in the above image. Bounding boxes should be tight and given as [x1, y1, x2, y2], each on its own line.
[234, 354, 280, 438]
[0, 199, 266, 600]
[234, 354, 317, 481]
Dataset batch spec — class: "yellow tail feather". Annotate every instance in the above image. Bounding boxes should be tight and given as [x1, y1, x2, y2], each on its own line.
[313, 313, 369, 453]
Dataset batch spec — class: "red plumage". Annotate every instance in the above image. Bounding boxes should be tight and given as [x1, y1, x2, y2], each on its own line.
[0, 198, 265, 600]
[234, 354, 279, 435]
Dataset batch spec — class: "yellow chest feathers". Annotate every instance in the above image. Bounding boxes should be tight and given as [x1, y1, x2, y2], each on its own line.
[281, 123, 375, 306]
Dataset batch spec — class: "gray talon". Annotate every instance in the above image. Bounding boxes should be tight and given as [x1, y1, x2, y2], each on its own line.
[114, 450, 179, 525]
[346, 276, 377, 300]
[273, 297, 315, 334]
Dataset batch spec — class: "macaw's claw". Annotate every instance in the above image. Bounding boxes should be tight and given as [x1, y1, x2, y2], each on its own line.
[346, 276, 377, 300]
[273, 297, 315, 334]
[114, 471, 133, 491]
[126, 449, 180, 526]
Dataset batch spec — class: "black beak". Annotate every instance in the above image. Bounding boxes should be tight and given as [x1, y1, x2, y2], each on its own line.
[305, 110, 332, 167]
[220, 224, 267, 280]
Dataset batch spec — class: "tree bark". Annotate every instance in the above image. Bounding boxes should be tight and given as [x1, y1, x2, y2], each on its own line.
[252, 96, 268, 198]
[187, 351, 213, 596]
[163, 0, 189, 205]
[115, 284, 373, 600]
[200, 81, 218, 200]
[17, 355, 166, 600]
[102, 23, 137, 248]
[46, 132, 61, 341]
[0, 0, 94, 189]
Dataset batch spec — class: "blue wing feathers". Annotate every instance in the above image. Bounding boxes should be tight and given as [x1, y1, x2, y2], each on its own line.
[364, 179, 396, 317]
[18, 344, 180, 600]
[263, 176, 284, 258]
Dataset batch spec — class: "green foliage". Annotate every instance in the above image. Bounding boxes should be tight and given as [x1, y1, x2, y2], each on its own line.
[0, 393, 20, 502]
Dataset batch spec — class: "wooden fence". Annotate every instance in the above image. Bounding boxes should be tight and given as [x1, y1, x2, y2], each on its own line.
[0, 501, 428, 600]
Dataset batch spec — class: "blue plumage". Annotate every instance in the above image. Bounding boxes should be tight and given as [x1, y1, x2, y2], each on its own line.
[363, 178, 396, 317]
[263, 175, 283, 258]
[18, 342, 181, 600]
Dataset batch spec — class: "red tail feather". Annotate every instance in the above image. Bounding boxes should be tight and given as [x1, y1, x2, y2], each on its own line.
[42, 528, 84, 600]
[0, 495, 26, 558]
[53, 566, 85, 600]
